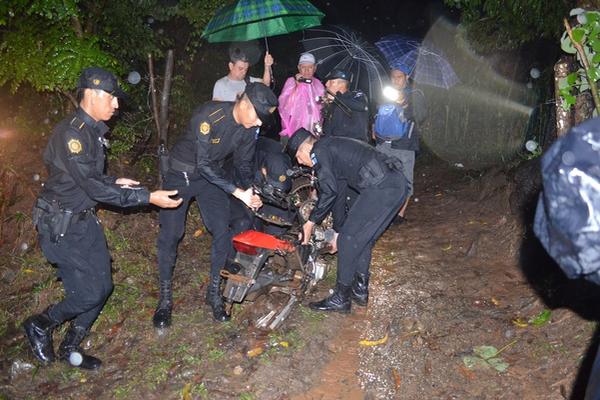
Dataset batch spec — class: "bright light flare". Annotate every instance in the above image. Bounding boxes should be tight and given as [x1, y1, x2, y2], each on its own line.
[382, 86, 400, 102]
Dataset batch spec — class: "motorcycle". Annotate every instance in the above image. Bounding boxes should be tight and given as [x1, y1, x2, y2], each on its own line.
[220, 167, 334, 330]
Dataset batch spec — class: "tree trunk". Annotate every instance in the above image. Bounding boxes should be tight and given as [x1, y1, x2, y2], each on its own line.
[148, 54, 161, 141]
[159, 50, 174, 146]
[554, 56, 573, 137]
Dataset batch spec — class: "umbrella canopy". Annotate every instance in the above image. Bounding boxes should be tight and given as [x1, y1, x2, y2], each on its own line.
[202, 0, 324, 43]
[301, 25, 389, 99]
[376, 34, 459, 89]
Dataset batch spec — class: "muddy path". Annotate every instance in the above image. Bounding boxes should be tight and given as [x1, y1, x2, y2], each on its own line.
[1, 140, 600, 399]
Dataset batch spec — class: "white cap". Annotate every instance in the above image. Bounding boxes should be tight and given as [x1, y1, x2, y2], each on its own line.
[298, 52, 316, 65]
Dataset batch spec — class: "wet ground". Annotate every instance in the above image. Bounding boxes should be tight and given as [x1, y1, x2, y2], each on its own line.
[1, 134, 600, 399]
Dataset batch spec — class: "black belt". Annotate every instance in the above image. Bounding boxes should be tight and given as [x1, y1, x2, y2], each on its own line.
[169, 157, 196, 174]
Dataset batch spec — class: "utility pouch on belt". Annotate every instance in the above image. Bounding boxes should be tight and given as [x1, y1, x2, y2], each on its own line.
[33, 197, 73, 243]
[357, 158, 386, 188]
[383, 157, 403, 172]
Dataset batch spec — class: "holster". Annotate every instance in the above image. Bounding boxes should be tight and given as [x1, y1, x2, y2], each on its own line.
[357, 158, 386, 188]
[158, 143, 170, 183]
[33, 197, 74, 243]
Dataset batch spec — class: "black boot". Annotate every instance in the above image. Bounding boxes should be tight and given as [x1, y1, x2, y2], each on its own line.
[58, 325, 102, 370]
[205, 275, 230, 322]
[22, 309, 59, 364]
[351, 272, 369, 306]
[309, 283, 352, 313]
[153, 280, 173, 328]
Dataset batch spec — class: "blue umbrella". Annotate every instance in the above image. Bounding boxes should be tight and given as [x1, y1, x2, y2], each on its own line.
[376, 34, 459, 89]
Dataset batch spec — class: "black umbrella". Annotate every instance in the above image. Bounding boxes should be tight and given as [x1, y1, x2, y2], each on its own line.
[301, 25, 389, 100]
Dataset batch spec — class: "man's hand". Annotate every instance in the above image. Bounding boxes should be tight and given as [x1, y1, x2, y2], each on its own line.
[264, 52, 274, 67]
[116, 177, 140, 188]
[328, 231, 339, 254]
[301, 220, 315, 245]
[150, 190, 182, 208]
[233, 188, 263, 210]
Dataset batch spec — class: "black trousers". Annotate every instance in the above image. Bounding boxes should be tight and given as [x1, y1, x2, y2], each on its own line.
[40, 214, 113, 330]
[336, 175, 407, 286]
[157, 171, 234, 281]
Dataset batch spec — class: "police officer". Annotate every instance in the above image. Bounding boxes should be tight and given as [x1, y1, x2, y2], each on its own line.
[229, 136, 294, 237]
[154, 83, 278, 326]
[23, 67, 182, 370]
[321, 69, 369, 142]
[287, 129, 408, 313]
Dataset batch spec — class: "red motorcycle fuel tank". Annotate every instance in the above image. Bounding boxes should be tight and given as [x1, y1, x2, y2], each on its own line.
[233, 230, 296, 255]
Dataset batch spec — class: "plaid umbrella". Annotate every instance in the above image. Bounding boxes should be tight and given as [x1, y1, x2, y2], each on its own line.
[202, 0, 324, 43]
[376, 34, 459, 89]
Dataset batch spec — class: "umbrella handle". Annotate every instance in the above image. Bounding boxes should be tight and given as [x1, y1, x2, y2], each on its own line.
[263, 37, 275, 88]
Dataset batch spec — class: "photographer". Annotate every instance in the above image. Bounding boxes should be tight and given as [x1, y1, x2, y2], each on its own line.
[278, 52, 325, 142]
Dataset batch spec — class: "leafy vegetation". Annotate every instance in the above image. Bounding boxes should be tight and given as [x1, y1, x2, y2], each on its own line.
[559, 9, 600, 114]
[444, 0, 575, 51]
[0, 0, 226, 159]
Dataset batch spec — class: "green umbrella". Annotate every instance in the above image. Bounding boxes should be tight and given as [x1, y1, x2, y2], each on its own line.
[202, 0, 324, 44]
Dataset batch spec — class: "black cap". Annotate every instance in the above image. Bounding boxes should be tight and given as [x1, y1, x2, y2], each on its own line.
[77, 67, 126, 97]
[324, 69, 351, 82]
[244, 82, 278, 123]
[286, 128, 312, 158]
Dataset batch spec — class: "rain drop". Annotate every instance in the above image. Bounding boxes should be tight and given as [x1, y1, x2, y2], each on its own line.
[20, 243, 28, 252]
[526, 82, 533, 89]
[158, 28, 164, 35]
[147, 17, 154, 24]
[562, 150, 575, 166]
[33, 174, 40, 182]
[530, 68, 540, 79]
[127, 71, 141, 85]
[525, 140, 538, 152]
[43, 118, 50, 125]
[414, 198, 419, 203]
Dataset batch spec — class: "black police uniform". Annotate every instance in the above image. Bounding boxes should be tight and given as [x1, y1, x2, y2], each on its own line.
[307, 136, 408, 286]
[229, 137, 293, 236]
[157, 101, 256, 294]
[320, 90, 369, 229]
[35, 108, 150, 330]
[322, 90, 369, 142]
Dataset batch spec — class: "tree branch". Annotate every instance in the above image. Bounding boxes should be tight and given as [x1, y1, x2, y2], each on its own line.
[60, 89, 78, 109]
[70, 16, 83, 38]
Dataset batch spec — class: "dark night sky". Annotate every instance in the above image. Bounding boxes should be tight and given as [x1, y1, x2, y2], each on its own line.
[309, 0, 459, 40]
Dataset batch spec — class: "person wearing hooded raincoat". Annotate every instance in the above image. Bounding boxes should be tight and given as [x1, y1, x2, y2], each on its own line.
[278, 52, 324, 140]
[534, 117, 600, 400]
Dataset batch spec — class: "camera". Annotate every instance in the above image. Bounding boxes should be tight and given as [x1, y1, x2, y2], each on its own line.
[297, 77, 312, 84]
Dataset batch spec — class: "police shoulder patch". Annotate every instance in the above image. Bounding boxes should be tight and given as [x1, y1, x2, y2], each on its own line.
[278, 175, 286, 182]
[199, 121, 210, 135]
[67, 138, 83, 154]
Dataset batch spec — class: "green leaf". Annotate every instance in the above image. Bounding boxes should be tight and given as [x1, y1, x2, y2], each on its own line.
[462, 355, 489, 370]
[562, 31, 577, 54]
[586, 11, 600, 24]
[487, 357, 510, 373]
[528, 309, 551, 326]
[567, 72, 579, 85]
[473, 345, 498, 360]
[573, 28, 586, 44]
